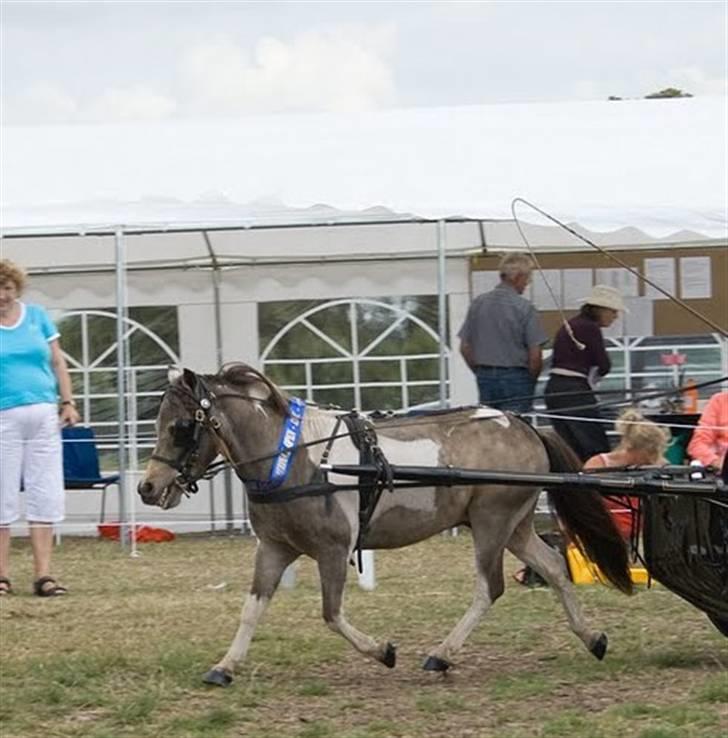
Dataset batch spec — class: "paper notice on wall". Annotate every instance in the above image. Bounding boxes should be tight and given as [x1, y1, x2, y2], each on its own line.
[644, 257, 676, 299]
[562, 269, 593, 308]
[623, 297, 654, 337]
[471, 270, 500, 296]
[595, 268, 639, 297]
[601, 296, 654, 339]
[532, 269, 563, 310]
[679, 256, 711, 299]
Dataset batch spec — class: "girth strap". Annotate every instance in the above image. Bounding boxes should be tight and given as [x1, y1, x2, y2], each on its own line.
[342, 412, 394, 572]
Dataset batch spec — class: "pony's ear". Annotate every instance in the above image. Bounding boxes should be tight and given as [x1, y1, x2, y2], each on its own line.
[182, 368, 198, 390]
[167, 366, 183, 384]
[221, 364, 272, 402]
[245, 380, 272, 403]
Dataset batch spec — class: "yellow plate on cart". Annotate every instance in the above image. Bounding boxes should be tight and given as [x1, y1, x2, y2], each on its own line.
[566, 544, 649, 586]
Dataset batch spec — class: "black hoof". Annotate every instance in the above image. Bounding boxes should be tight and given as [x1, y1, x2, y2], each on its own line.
[590, 633, 608, 661]
[423, 655, 451, 672]
[381, 642, 397, 668]
[707, 614, 728, 638]
[202, 668, 233, 687]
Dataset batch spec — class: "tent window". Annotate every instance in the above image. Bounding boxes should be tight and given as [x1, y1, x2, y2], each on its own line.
[259, 296, 448, 412]
[54, 307, 180, 470]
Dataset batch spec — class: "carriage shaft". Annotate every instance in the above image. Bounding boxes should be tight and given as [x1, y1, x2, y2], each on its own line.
[323, 464, 727, 499]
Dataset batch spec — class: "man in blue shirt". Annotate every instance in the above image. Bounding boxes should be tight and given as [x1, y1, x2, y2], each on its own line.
[458, 253, 547, 413]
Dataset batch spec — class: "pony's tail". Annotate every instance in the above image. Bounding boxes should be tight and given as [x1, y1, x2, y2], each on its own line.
[538, 429, 633, 595]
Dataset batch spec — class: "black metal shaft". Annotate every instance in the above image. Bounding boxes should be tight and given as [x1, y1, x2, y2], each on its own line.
[323, 464, 727, 498]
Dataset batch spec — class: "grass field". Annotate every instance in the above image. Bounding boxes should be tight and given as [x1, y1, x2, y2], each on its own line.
[1, 533, 726, 738]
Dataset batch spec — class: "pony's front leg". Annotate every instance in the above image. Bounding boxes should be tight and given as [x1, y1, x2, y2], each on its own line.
[203, 540, 298, 687]
[318, 550, 397, 668]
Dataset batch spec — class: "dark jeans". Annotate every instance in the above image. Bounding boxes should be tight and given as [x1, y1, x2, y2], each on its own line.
[543, 374, 609, 462]
[475, 366, 535, 413]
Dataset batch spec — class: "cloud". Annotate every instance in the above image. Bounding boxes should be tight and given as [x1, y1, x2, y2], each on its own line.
[2, 82, 176, 124]
[85, 86, 177, 122]
[2, 23, 398, 124]
[180, 25, 398, 114]
[4, 82, 79, 123]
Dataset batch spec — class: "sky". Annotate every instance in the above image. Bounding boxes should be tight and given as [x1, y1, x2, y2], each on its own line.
[1, 0, 726, 125]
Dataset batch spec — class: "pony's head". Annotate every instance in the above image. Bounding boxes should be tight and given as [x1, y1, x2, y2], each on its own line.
[137, 363, 289, 509]
[137, 367, 221, 509]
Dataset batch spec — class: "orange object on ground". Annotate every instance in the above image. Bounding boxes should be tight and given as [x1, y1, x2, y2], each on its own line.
[98, 523, 175, 543]
[683, 379, 699, 414]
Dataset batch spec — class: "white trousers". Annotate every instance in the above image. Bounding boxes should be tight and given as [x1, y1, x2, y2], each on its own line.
[0, 403, 65, 525]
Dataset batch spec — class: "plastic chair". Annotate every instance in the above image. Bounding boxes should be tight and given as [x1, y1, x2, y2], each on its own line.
[62, 426, 121, 523]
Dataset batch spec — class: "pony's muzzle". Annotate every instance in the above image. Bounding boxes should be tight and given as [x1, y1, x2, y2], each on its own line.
[137, 480, 157, 504]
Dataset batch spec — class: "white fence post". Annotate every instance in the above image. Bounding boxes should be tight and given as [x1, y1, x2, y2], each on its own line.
[279, 563, 297, 589]
[357, 550, 376, 591]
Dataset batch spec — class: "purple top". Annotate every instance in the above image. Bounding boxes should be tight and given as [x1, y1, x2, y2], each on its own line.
[551, 315, 610, 377]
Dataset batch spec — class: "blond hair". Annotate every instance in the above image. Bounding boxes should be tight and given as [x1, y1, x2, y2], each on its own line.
[0, 259, 27, 293]
[616, 407, 671, 462]
[498, 252, 534, 281]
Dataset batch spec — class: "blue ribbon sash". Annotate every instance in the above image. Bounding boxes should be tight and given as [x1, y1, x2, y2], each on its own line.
[265, 397, 306, 490]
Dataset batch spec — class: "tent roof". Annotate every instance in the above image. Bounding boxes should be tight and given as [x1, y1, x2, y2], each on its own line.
[1, 96, 726, 240]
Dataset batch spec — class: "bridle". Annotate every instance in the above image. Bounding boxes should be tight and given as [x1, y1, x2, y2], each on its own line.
[150, 372, 316, 496]
[150, 375, 237, 495]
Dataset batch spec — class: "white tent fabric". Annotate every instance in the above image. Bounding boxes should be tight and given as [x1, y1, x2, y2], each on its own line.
[1, 97, 726, 239]
[2, 97, 725, 540]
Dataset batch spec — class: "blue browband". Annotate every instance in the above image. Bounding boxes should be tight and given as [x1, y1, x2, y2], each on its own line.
[264, 397, 307, 490]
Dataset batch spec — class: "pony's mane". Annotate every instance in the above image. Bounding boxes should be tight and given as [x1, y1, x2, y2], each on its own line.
[214, 362, 290, 415]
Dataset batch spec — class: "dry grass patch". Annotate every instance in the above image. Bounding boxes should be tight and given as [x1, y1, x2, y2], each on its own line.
[0, 533, 725, 738]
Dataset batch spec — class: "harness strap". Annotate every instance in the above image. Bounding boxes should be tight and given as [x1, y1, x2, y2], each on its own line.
[342, 412, 394, 572]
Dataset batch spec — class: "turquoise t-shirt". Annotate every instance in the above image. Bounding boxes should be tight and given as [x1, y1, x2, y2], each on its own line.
[0, 302, 60, 411]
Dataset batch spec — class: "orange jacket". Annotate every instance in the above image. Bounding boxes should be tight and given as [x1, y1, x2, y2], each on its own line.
[687, 391, 728, 468]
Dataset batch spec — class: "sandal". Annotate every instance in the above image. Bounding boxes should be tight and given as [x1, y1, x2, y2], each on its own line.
[33, 576, 68, 597]
[0, 577, 12, 596]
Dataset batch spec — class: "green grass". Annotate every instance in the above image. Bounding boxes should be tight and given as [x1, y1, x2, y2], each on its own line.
[0, 534, 726, 738]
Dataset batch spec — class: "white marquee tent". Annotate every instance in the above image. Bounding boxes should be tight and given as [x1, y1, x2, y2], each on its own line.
[2, 95, 726, 238]
[1, 96, 726, 539]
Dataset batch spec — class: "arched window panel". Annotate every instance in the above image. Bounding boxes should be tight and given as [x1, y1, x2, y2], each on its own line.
[260, 296, 448, 412]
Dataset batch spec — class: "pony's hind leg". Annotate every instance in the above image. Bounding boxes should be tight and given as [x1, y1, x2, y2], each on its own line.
[203, 539, 298, 687]
[507, 522, 608, 659]
[317, 549, 397, 668]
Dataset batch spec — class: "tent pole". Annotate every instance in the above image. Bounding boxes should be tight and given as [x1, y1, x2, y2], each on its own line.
[437, 220, 448, 408]
[114, 228, 129, 550]
[202, 231, 234, 533]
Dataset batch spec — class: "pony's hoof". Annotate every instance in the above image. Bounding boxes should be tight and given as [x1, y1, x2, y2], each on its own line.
[423, 655, 451, 672]
[590, 633, 608, 661]
[381, 642, 397, 668]
[707, 614, 728, 638]
[203, 668, 233, 687]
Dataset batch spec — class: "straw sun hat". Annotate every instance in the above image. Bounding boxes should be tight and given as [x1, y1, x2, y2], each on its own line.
[581, 284, 627, 312]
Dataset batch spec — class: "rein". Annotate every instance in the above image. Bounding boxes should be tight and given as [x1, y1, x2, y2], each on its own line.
[153, 377, 383, 501]
[152, 373, 409, 570]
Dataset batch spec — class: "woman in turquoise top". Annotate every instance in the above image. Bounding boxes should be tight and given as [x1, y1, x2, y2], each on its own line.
[0, 259, 80, 597]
